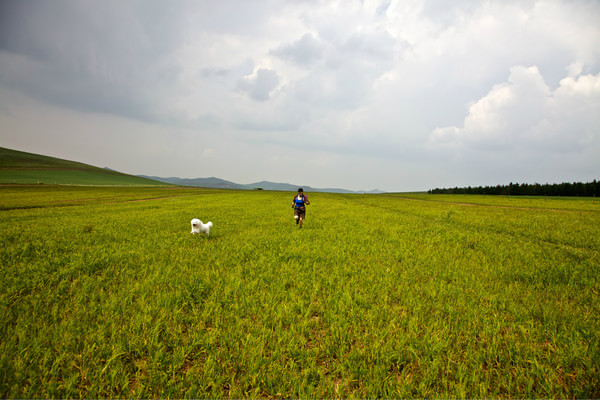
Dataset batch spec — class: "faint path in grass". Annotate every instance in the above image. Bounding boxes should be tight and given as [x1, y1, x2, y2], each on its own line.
[1, 194, 201, 211]
[388, 194, 600, 214]
[345, 194, 600, 254]
[0, 186, 211, 211]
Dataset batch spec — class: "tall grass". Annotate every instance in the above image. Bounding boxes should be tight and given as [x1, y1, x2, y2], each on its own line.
[1, 187, 598, 398]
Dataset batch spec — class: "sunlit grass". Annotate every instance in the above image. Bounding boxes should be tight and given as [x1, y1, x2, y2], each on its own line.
[1, 187, 598, 398]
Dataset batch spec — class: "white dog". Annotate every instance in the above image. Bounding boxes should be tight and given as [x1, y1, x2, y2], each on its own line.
[191, 218, 213, 238]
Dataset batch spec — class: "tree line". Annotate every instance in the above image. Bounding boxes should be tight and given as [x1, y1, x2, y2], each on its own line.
[428, 180, 600, 197]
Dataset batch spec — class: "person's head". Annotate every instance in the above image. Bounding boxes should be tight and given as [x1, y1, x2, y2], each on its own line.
[298, 188, 303, 193]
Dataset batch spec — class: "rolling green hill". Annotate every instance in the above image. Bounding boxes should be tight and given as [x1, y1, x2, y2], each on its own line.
[0, 147, 167, 186]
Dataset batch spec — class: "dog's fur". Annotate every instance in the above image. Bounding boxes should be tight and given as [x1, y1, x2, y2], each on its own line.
[191, 218, 213, 237]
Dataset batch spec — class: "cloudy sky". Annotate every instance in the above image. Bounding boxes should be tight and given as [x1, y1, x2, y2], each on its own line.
[1, 0, 599, 192]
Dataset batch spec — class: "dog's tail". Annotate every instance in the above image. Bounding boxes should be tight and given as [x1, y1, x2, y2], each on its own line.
[207, 221, 213, 228]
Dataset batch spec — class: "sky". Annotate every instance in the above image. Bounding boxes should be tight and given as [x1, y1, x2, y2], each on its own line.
[1, 0, 599, 192]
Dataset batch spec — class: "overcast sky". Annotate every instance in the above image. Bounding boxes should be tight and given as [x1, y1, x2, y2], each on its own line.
[1, 0, 599, 192]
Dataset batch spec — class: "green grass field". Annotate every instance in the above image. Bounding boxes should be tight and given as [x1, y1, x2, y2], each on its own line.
[1, 186, 598, 398]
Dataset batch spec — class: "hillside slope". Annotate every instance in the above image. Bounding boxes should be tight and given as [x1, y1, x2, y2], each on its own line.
[0, 147, 166, 186]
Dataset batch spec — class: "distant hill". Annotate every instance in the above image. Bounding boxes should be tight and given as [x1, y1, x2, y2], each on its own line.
[247, 181, 363, 193]
[139, 175, 249, 190]
[0, 147, 385, 192]
[0, 147, 167, 186]
[140, 175, 381, 193]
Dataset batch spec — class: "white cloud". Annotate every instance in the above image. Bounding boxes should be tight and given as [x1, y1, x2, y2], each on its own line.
[430, 66, 599, 153]
[533, 72, 600, 150]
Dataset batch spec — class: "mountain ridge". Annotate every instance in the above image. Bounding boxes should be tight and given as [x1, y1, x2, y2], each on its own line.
[1, 147, 384, 192]
[138, 175, 385, 193]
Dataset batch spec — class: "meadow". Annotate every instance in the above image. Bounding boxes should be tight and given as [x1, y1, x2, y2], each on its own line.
[1, 186, 599, 398]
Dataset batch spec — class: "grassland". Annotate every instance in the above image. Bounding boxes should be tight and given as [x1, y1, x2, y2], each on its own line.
[0, 147, 167, 186]
[1, 186, 598, 398]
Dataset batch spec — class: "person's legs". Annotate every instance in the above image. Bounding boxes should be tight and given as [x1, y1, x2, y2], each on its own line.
[294, 208, 306, 227]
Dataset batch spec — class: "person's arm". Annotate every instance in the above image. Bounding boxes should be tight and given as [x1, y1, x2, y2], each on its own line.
[304, 195, 310, 205]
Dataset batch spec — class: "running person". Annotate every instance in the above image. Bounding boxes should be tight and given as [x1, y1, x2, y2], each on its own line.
[292, 188, 310, 228]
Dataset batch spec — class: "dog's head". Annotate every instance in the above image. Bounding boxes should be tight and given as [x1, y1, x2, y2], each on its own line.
[191, 218, 201, 233]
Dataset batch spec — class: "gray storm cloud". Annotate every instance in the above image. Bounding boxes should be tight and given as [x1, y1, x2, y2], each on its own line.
[237, 69, 280, 102]
[270, 33, 324, 66]
[1, 0, 599, 191]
